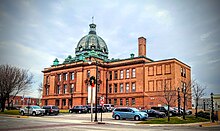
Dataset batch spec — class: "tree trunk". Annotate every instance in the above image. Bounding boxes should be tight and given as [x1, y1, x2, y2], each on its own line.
[195, 98, 198, 118]
[7, 94, 10, 110]
[168, 105, 170, 122]
[1, 99, 6, 112]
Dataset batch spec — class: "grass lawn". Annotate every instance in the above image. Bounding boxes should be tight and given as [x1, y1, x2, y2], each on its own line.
[0, 110, 20, 115]
[59, 109, 69, 113]
[139, 116, 209, 124]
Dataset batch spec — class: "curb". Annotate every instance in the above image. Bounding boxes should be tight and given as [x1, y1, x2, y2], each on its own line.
[0, 114, 29, 118]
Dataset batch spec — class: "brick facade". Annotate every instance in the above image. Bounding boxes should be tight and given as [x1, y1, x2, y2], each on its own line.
[42, 36, 192, 110]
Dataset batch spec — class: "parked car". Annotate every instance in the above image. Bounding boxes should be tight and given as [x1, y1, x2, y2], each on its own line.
[69, 105, 88, 113]
[20, 105, 45, 116]
[42, 105, 59, 115]
[103, 104, 115, 112]
[141, 109, 166, 118]
[87, 105, 107, 113]
[112, 107, 148, 121]
[151, 106, 178, 116]
[173, 107, 192, 115]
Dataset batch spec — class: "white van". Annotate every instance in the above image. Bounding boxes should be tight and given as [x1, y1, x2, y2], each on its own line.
[103, 104, 115, 112]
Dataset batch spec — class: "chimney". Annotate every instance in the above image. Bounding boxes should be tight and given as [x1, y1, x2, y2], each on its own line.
[138, 37, 146, 57]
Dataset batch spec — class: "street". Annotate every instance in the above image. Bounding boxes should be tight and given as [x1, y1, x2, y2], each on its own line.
[0, 113, 219, 131]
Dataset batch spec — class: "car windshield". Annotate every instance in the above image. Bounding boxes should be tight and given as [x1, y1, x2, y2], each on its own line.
[132, 108, 140, 112]
[164, 106, 174, 110]
[32, 106, 41, 109]
[52, 106, 58, 109]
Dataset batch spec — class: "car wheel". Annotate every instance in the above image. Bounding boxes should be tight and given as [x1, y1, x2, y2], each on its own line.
[134, 115, 140, 121]
[69, 110, 72, 113]
[155, 115, 159, 118]
[169, 113, 172, 117]
[115, 115, 120, 120]
[47, 112, 50, 115]
[32, 112, 36, 116]
[21, 111, 25, 116]
[78, 110, 81, 114]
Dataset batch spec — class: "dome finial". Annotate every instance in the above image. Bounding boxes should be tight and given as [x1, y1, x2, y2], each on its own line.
[92, 16, 94, 24]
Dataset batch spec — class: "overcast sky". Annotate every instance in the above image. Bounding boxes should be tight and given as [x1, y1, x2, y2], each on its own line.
[0, 0, 219, 98]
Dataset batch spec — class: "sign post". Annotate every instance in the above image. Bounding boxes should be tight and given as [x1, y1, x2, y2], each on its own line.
[88, 76, 96, 122]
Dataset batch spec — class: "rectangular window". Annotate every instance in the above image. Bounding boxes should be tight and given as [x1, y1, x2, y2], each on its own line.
[120, 83, 123, 93]
[63, 73, 68, 81]
[64, 84, 67, 94]
[57, 85, 60, 94]
[183, 68, 186, 77]
[46, 76, 50, 84]
[109, 84, 112, 93]
[132, 83, 136, 92]
[126, 69, 130, 78]
[70, 72, 74, 80]
[132, 98, 135, 105]
[62, 99, 66, 106]
[126, 83, 129, 93]
[87, 70, 90, 78]
[132, 68, 136, 78]
[126, 98, 129, 106]
[98, 71, 100, 80]
[114, 83, 118, 93]
[120, 98, 123, 106]
[114, 71, 118, 80]
[120, 70, 123, 79]
[46, 86, 49, 95]
[45, 100, 48, 106]
[181, 67, 183, 77]
[58, 74, 61, 81]
[114, 99, 117, 105]
[109, 71, 112, 80]
[109, 99, 112, 104]
[70, 84, 74, 93]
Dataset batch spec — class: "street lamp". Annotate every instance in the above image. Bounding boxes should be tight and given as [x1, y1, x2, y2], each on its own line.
[210, 93, 214, 123]
[177, 87, 181, 116]
[71, 93, 73, 108]
[182, 86, 186, 120]
[203, 99, 206, 111]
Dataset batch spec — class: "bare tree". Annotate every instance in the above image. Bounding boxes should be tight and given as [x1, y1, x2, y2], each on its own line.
[0, 64, 33, 112]
[161, 81, 176, 121]
[192, 81, 206, 118]
[181, 80, 193, 120]
[37, 82, 43, 106]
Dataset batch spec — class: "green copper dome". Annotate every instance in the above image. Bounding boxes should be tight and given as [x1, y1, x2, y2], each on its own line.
[75, 23, 108, 60]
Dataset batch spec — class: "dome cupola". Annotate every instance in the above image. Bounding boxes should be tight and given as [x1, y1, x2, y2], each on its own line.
[75, 23, 108, 60]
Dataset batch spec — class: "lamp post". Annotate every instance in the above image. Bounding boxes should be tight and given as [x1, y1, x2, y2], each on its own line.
[182, 86, 186, 120]
[203, 99, 206, 111]
[210, 93, 214, 123]
[177, 87, 181, 116]
[94, 61, 98, 122]
[71, 93, 73, 108]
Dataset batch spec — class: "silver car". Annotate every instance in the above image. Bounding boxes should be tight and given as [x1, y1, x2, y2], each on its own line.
[20, 105, 45, 116]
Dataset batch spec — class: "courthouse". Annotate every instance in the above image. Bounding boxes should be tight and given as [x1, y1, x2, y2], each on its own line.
[42, 22, 192, 109]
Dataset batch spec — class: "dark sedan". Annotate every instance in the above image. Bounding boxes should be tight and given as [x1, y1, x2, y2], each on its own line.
[69, 105, 88, 113]
[142, 109, 166, 118]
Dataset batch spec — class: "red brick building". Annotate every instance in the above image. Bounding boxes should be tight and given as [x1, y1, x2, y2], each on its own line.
[6, 96, 40, 108]
[42, 23, 192, 109]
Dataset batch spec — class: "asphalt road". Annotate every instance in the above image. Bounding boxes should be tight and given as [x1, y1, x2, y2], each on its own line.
[0, 113, 219, 131]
